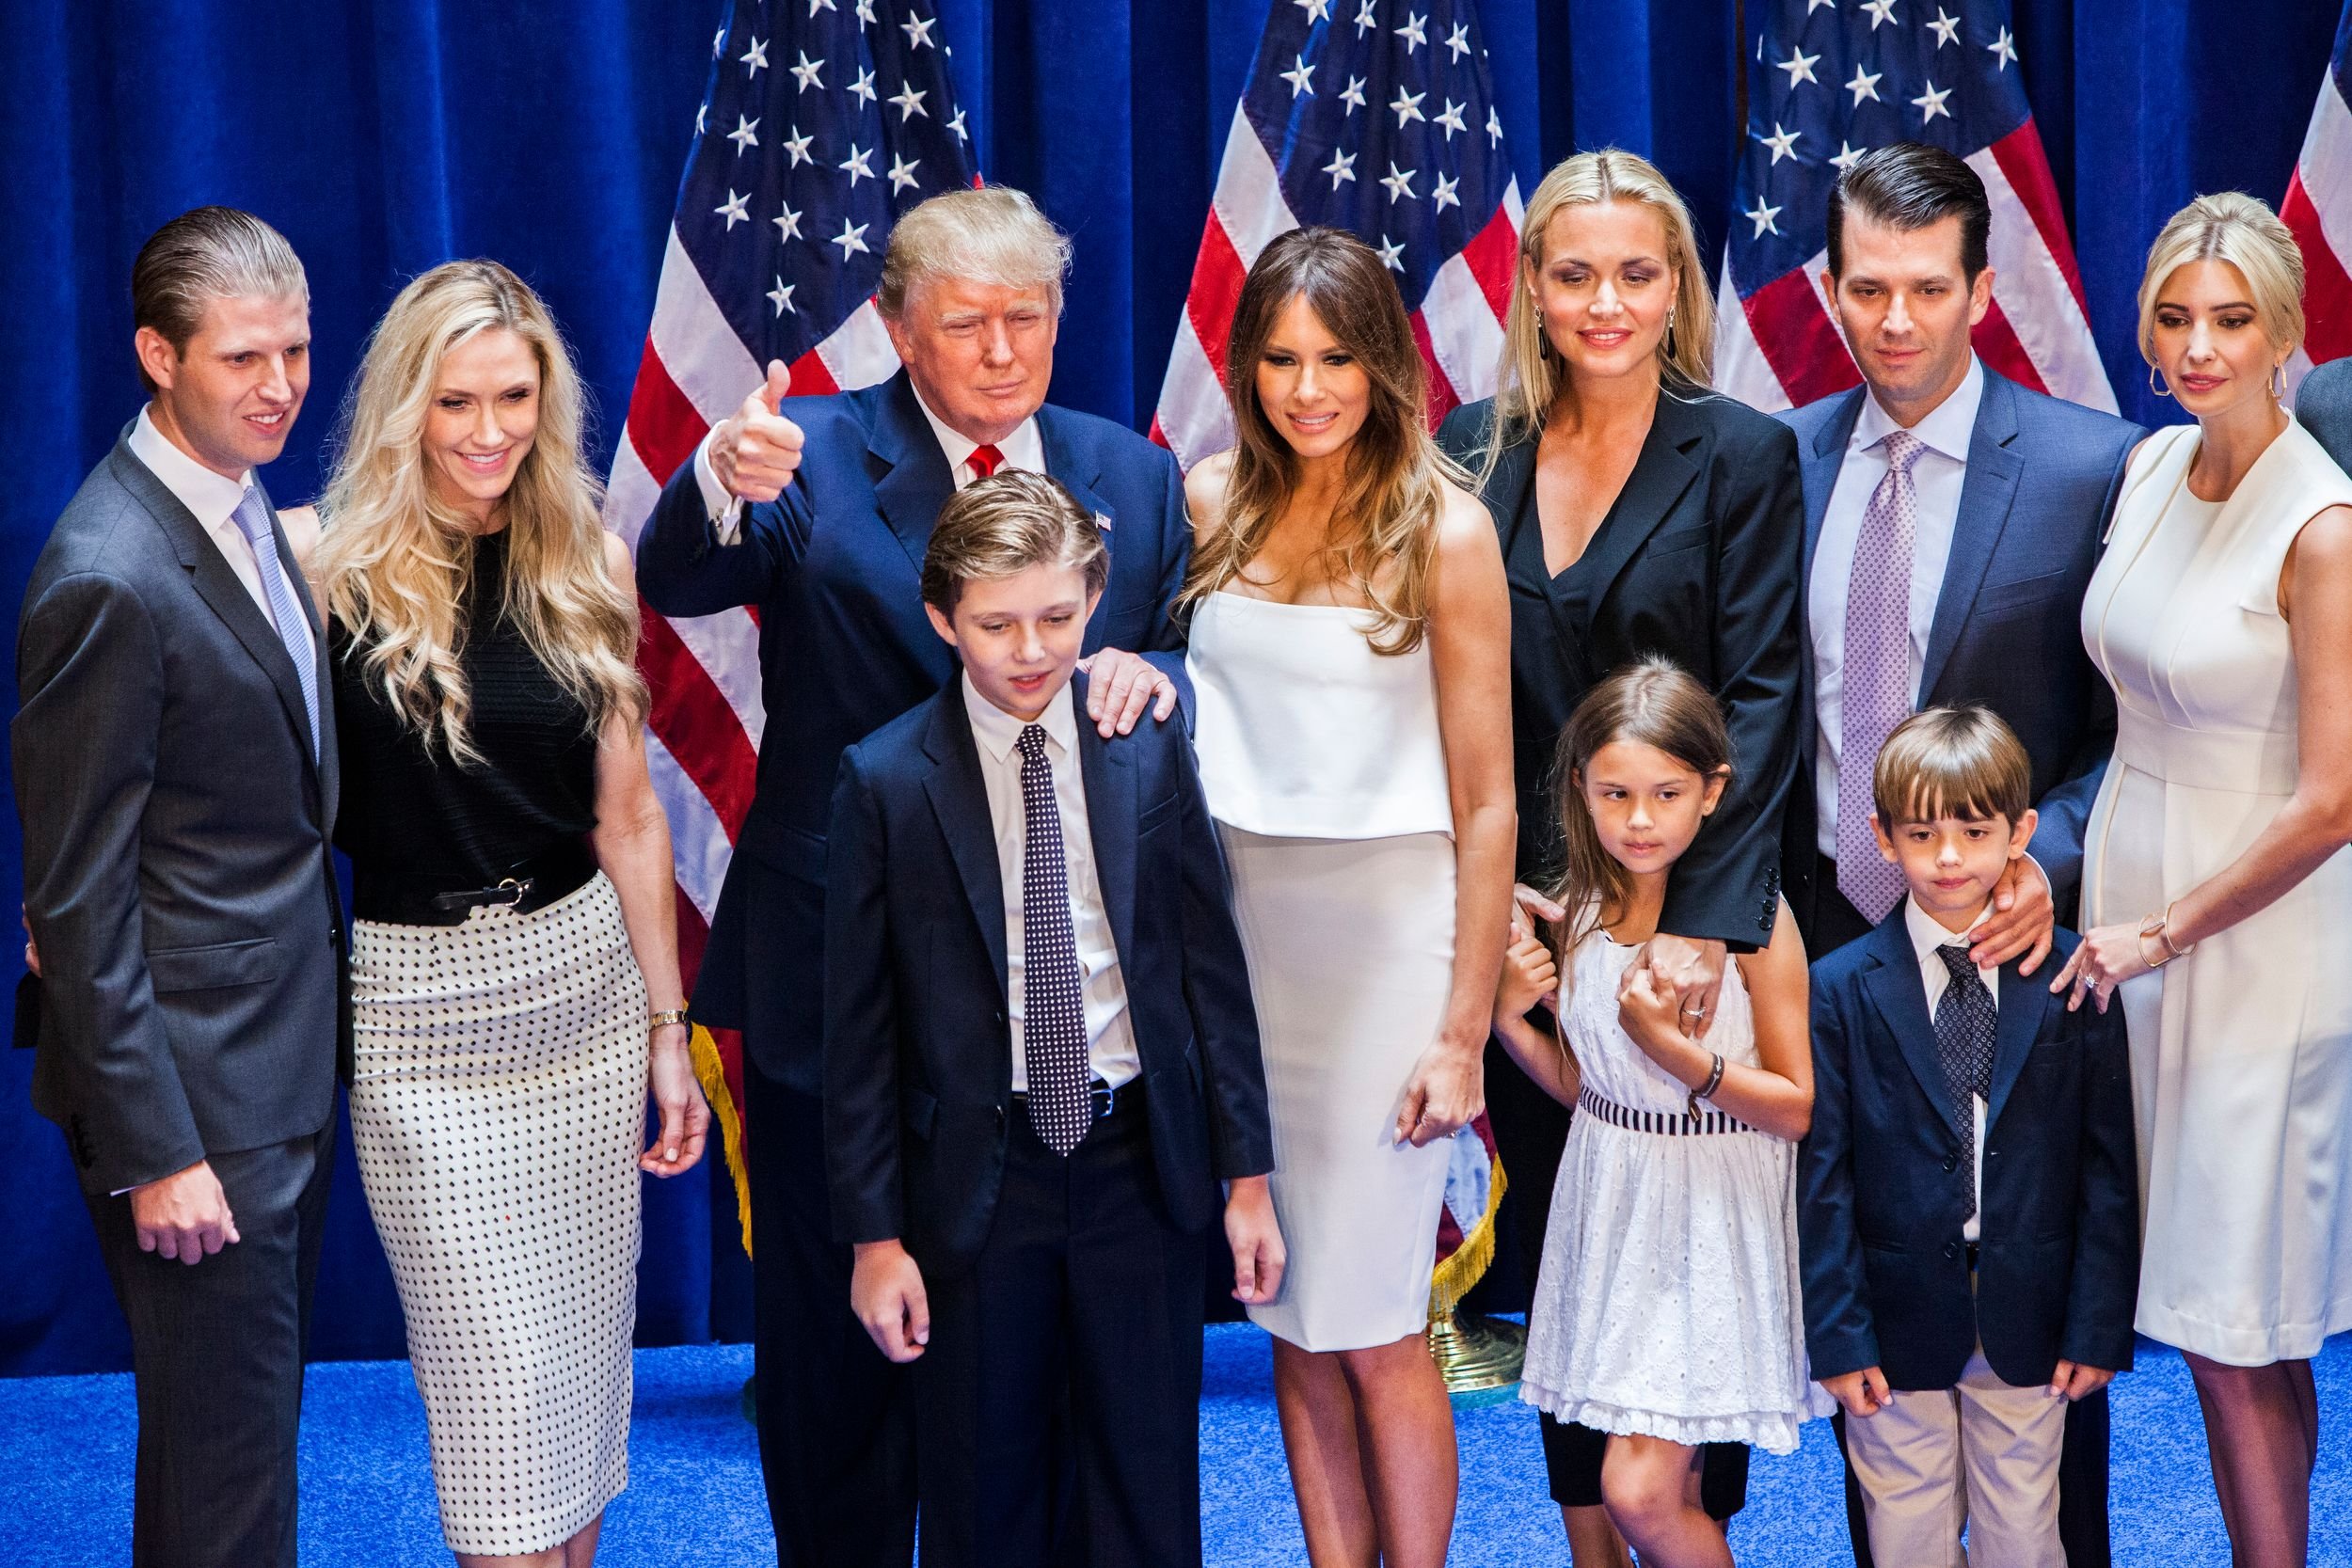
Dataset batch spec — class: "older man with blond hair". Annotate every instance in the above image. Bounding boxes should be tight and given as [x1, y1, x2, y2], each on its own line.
[636, 182, 1190, 1568]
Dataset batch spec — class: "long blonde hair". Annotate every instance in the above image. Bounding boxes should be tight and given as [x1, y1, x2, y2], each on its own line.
[1482, 150, 1715, 484]
[316, 261, 644, 764]
[1177, 226, 1461, 655]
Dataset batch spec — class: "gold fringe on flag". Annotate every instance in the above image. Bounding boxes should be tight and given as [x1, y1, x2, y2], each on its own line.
[1428, 1149, 1507, 1317]
[690, 1023, 755, 1258]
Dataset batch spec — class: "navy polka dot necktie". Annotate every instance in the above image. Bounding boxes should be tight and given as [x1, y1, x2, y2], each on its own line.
[1933, 943, 1997, 1223]
[1017, 724, 1089, 1154]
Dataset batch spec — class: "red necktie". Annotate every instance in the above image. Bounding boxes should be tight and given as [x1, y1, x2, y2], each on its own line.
[967, 443, 1005, 481]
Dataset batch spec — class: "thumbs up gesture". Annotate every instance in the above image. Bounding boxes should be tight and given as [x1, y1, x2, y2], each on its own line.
[709, 359, 805, 503]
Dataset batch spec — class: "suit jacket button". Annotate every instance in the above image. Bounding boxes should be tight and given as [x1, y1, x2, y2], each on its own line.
[1944, 1240, 1960, 1259]
[993, 1104, 1007, 1127]
[993, 1009, 1007, 1026]
[1943, 1154, 1959, 1173]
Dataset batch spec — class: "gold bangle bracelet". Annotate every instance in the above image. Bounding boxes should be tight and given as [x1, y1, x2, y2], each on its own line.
[648, 1007, 691, 1033]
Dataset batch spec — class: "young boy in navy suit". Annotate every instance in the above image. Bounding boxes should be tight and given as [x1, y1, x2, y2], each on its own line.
[1801, 707, 2137, 1568]
[823, 469, 1282, 1568]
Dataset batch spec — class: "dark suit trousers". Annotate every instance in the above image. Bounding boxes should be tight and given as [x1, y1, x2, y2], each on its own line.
[747, 1063, 918, 1568]
[1484, 1036, 1749, 1518]
[86, 1110, 335, 1568]
[1810, 863, 2113, 1568]
[916, 1091, 1206, 1568]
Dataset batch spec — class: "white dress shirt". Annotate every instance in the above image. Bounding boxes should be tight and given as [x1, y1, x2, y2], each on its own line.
[126, 406, 278, 626]
[691, 381, 1045, 542]
[1809, 356, 1986, 856]
[1906, 895, 1994, 1243]
[961, 673, 1140, 1092]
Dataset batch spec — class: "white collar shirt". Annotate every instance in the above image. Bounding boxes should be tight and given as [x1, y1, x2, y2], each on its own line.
[691, 381, 1046, 538]
[961, 673, 1139, 1093]
[1808, 356, 1986, 856]
[1905, 893, 1996, 1243]
[127, 406, 278, 626]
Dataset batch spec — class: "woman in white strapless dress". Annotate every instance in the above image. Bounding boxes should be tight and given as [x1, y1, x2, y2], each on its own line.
[1181, 227, 1515, 1567]
[2058, 194, 2352, 1565]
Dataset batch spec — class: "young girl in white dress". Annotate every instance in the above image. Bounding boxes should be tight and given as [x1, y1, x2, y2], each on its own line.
[1494, 659, 1825, 1568]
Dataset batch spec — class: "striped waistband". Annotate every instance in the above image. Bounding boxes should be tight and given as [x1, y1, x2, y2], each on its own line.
[1578, 1085, 1753, 1136]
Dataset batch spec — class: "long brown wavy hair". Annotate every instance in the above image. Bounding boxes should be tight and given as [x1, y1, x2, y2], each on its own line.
[1546, 658, 1736, 972]
[1177, 226, 1464, 655]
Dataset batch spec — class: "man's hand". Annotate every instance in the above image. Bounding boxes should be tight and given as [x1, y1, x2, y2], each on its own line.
[1823, 1366, 1892, 1418]
[1644, 933, 1727, 1041]
[131, 1160, 238, 1266]
[2047, 1359, 2115, 1402]
[850, 1240, 930, 1363]
[708, 360, 804, 503]
[1078, 647, 1178, 736]
[1224, 1175, 1286, 1306]
[1972, 856, 2056, 974]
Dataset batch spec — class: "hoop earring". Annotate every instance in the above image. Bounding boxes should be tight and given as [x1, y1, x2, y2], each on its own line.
[2149, 363, 2172, 400]
[2274, 361, 2288, 401]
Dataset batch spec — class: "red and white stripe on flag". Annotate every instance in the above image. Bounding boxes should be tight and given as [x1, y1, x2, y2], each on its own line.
[1717, 121, 2116, 416]
[2282, 8, 2352, 394]
[1151, 101, 1524, 473]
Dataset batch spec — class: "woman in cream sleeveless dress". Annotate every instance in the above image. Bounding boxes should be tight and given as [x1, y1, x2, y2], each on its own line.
[2065, 192, 2352, 1564]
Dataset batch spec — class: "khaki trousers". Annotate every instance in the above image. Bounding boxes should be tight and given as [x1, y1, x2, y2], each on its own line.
[1842, 1346, 2067, 1568]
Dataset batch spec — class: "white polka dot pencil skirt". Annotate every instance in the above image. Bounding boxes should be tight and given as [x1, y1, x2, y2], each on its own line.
[346, 872, 647, 1557]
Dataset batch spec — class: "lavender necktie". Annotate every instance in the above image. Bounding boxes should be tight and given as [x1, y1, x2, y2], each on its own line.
[1836, 430, 1926, 925]
[231, 486, 321, 763]
[1017, 724, 1089, 1154]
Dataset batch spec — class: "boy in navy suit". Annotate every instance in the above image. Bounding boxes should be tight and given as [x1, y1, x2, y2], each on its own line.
[1802, 707, 2137, 1568]
[823, 469, 1281, 1568]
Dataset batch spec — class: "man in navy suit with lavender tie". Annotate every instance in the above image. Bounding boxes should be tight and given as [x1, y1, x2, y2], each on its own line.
[1777, 144, 2141, 1568]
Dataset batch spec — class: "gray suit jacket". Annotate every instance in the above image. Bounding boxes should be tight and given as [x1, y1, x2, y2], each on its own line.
[14, 428, 344, 1196]
[2295, 356, 2352, 472]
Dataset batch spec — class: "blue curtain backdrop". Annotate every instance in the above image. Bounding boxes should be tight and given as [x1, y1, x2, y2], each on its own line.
[0, 0, 2336, 1376]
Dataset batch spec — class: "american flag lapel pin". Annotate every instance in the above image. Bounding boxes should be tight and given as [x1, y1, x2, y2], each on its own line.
[1095, 512, 1113, 535]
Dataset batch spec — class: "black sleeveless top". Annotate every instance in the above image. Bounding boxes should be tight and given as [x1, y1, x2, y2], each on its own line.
[331, 529, 600, 898]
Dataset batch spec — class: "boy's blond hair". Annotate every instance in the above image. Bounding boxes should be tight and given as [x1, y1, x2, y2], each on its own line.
[920, 468, 1109, 613]
[1872, 705, 2031, 828]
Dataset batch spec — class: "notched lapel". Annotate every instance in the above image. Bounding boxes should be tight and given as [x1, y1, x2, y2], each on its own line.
[1920, 374, 2023, 701]
[871, 375, 957, 574]
[1981, 953, 2048, 1133]
[919, 693, 1009, 998]
[1803, 389, 1866, 574]
[1073, 686, 1139, 974]
[1859, 920, 1965, 1132]
[1579, 399, 1703, 611]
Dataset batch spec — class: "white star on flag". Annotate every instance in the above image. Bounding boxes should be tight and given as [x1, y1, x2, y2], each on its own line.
[1353, 0, 1377, 36]
[1988, 26, 2018, 69]
[715, 189, 750, 229]
[1394, 10, 1426, 53]
[1389, 85, 1425, 127]
[768, 277, 796, 317]
[727, 115, 760, 155]
[1322, 148, 1358, 188]
[1912, 80, 1952, 122]
[791, 51, 825, 92]
[1379, 161, 1418, 203]
[1861, 0, 1897, 27]
[839, 142, 876, 183]
[809, 0, 835, 13]
[888, 82, 929, 119]
[1778, 46, 1820, 88]
[1846, 64, 1882, 104]
[1486, 105, 1503, 145]
[784, 126, 815, 166]
[1445, 23, 1470, 61]
[1376, 235, 1406, 271]
[1829, 139, 1866, 174]
[831, 217, 871, 257]
[1341, 75, 1367, 113]
[887, 152, 922, 193]
[900, 11, 936, 47]
[1295, 0, 1333, 20]
[1431, 171, 1459, 212]
[1436, 99, 1467, 138]
[947, 107, 968, 142]
[1281, 55, 1315, 97]
[850, 67, 878, 106]
[740, 37, 770, 76]
[1760, 122, 1801, 164]
[1928, 8, 1961, 46]
[774, 202, 804, 241]
[1745, 198, 1782, 238]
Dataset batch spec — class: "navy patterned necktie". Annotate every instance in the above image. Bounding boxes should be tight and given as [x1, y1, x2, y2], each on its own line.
[1017, 724, 1089, 1154]
[1932, 943, 1997, 1222]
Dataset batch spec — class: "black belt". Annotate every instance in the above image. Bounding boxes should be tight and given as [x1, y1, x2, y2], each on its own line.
[1011, 1076, 1130, 1124]
[353, 840, 598, 927]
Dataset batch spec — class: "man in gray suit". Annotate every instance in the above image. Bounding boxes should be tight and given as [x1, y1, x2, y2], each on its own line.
[1776, 146, 2142, 1568]
[2295, 354, 2352, 468]
[14, 207, 342, 1568]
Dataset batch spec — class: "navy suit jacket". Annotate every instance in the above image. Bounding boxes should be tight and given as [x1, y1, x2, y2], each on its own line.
[821, 673, 1274, 1275]
[1778, 368, 2141, 930]
[635, 369, 1191, 1087]
[1800, 915, 2137, 1391]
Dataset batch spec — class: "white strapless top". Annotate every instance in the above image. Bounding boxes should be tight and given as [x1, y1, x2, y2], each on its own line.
[1185, 590, 1453, 840]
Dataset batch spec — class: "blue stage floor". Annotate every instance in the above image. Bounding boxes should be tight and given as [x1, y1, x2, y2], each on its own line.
[1, 1325, 2344, 1564]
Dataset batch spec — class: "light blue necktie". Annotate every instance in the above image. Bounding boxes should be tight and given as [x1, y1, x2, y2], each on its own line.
[230, 486, 321, 763]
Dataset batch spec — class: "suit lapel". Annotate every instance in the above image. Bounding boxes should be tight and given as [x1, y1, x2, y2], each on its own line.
[869, 372, 958, 574]
[1980, 951, 2047, 1133]
[1803, 388, 1867, 577]
[919, 687, 1009, 999]
[1919, 372, 2023, 703]
[1070, 672, 1139, 973]
[1579, 392, 1702, 613]
[1039, 408, 1122, 645]
[109, 443, 322, 783]
[1859, 911, 1965, 1132]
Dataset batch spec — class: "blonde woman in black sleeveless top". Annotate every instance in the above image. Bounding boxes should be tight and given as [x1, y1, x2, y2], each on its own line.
[310, 260, 708, 1567]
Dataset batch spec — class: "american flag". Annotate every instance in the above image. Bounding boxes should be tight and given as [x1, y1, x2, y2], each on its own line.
[1152, 0, 1523, 468]
[1715, 0, 2115, 416]
[2283, 1, 2352, 391]
[603, 0, 974, 1246]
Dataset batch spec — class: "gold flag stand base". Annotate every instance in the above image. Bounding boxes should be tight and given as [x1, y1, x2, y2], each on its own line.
[1427, 1305, 1526, 1407]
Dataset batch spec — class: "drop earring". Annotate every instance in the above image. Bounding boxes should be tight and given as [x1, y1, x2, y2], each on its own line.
[2149, 363, 2172, 399]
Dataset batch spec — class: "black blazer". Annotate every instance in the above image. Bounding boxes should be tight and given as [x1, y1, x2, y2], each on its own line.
[822, 673, 1274, 1276]
[635, 369, 1191, 1090]
[1438, 388, 1804, 949]
[14, 431, 345, 1196]
[1800, 915, 2138, 1391]
[1778, 368, 2141, 933]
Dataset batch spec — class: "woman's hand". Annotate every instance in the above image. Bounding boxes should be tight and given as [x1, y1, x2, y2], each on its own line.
[1616, 959, 1691, 1068]
[2047, 922, 2157, 1013]
[642, 1022, 712, 1175]
[1395, 1037, 1485, 1148]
